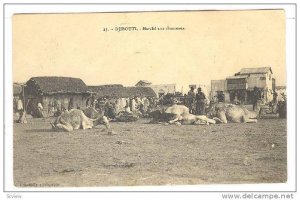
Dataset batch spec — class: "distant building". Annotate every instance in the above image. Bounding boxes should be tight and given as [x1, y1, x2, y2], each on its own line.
[148, 84, 176, 97]
[135, 80, 176, 97]
[211, 67, 275, 104]
[135, 80, 152, 87]
[210, 80, 230, 102]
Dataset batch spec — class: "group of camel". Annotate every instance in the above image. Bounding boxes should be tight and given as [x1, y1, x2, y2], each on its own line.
[50, 102, 259, 132]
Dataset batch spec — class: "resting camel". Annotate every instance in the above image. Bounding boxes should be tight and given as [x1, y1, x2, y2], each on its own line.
[207, 102, 258, 123]
[150, 104, 216, 125]
[51, 109, 110, 132]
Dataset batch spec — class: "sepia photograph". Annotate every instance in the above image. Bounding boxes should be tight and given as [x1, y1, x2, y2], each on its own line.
[10, 7, 289, 189]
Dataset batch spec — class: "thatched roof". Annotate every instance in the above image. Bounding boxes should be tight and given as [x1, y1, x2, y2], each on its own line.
[126, 87, 157, 97]
[26, 76, 89, 94]
[240, 67, 272, 74]
[88, 85, 157, 98]
[13, 83, 23, 96]
[88, 85, 129, 98]
[93, 84, 123, 88]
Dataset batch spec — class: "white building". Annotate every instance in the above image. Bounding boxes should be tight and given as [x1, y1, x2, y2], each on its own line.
[211, 67, 275, 103]
[135, 80, 176, 97]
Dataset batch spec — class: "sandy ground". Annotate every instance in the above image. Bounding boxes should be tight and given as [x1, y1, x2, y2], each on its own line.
[13, 116, 287, 187]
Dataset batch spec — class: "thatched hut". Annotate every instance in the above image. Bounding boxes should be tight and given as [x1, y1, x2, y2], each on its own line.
[24, 76, 92, 117]
[126, 87, 157, 98]
[88, 84, 129, 98]
[88, 85, 156, 99]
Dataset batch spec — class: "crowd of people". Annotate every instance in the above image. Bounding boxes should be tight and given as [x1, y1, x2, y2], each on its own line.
[14, 85, 287, 122]
[85, 96, 159, 119]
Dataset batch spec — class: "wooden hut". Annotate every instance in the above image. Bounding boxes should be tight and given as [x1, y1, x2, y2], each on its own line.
[88, 85, 156, 99]
[88, 84, 130, 98]
[126, 87, 157, 98]
[24, 76, 92, 117]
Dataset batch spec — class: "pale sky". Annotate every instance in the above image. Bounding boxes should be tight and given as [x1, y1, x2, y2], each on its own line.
[13, 10, 286, 92]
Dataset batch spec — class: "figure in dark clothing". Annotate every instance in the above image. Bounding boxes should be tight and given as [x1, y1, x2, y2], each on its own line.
[68, 98, 74, 110]
[217, 91, 225, 103]
[187, 87, 196, 114]
[196, 87, 206, 115]
[105, 101, 116, 119]
[252, 87, 261, 111]
[272, 91, 278, 113]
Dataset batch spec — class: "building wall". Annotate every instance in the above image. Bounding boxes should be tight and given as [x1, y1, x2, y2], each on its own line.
[247, 74, 267, 89]
[244, 71, 273, 102]
[227, 78, 247, 90]
[211, 80, 227, 93]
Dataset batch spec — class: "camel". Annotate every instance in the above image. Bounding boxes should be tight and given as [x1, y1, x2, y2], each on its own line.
[150, 104, 216, 125]
[207, 102, 258, 123]
[51, 109, 110, 132]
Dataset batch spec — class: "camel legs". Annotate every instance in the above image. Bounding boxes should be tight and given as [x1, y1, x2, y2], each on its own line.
[102, 116, 111, 129]
[206, 118, 216, 124]
[51, 123, 74, 132]
[244, 118, 258, 123]
[168, 117, 179, 124]
[168, 115, 183, 124]
[213, 117, 227, 124]
[195, 115, 216, 124]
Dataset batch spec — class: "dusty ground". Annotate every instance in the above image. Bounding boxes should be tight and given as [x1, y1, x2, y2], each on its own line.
[13, 116, 287, 187]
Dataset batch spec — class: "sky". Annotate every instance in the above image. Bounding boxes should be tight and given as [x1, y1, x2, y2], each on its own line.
[13, 10, 286, 92]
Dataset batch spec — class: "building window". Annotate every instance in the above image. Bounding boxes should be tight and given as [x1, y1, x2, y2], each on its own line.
[260, 77, 266, 80]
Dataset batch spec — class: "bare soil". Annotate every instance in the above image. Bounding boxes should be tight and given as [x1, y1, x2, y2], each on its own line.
[13, 117, 287, 187]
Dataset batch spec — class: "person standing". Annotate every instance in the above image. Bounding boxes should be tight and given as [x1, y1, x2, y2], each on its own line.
[252, 87, 261, 111]
[54, 99, 62, 116]
[68, 97, 74, 110]
[17, 98, 27, 123]
[196, 87, 206, 115]
[17, 98, 23, 115]
[37, 102, 43, 112]
[187, 87, 196, 114]
[143, 97, 150, 113]
[272, 91, 278, 114]
[130, 98, 137, 112]
[125, 100, 131, 113]
[36, 102, 44, 118]
[217, 91, 225, 103]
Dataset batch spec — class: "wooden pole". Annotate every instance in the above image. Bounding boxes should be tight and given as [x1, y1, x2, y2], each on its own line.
[22, 85, 26, 113]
